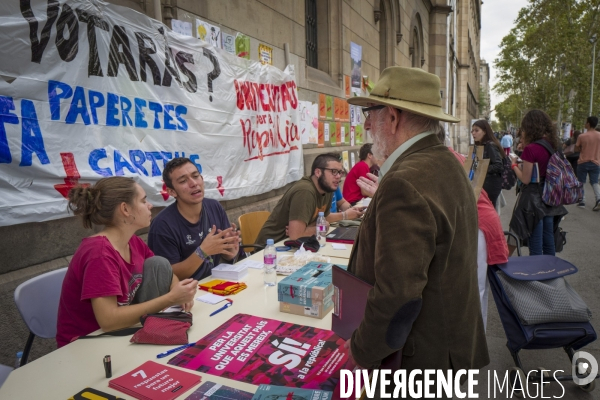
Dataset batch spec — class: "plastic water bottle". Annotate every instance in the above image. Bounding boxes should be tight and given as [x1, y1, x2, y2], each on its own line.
[15, 351, 22, 368]
[263, 239, 277, 286]
[316, 212, 327, 247]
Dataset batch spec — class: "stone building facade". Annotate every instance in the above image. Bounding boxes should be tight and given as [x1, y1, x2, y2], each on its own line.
[480, 59, 491, 120]
[0, 0, 483, 365]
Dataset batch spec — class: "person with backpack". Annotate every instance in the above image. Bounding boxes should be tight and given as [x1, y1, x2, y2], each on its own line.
[509, 110, 567, 256]
[472, 119, 505, 207]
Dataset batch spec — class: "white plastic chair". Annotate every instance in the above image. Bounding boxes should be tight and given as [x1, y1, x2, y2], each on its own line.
[0, 364, 13, 387]
[13, 267, 67, 366]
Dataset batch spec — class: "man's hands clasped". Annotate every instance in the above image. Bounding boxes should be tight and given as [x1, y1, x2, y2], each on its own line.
[199, 224, 240, 260]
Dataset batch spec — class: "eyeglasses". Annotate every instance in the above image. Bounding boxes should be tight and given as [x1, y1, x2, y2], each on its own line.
[320, 168, 345, 177]
[362, 105, 386, 119]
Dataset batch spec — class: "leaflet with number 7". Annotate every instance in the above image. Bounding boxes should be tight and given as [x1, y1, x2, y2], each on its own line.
[108, 360, 201, 400]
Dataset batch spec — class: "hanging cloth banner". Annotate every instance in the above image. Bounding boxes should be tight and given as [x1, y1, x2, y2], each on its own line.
[0, 0, 302, 227]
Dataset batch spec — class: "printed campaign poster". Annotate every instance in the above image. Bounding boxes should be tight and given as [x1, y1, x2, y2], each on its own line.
[222, 32, 236, 55]
[259, 44, 273, 65]
[0, 1, 302, 226]
[350, 43, 362, 95]
[236, 33, 251, 59]
[299, 101, 318, 144]
[344, 76, 351, 98]
[171, 19, 193, 37]
[197, 19, 221, 48]
[168, 314, 354, 391]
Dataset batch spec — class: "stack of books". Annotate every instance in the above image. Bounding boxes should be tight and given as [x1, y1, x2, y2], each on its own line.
[277, 262, 346, 319]
[211, 263, 248, 281]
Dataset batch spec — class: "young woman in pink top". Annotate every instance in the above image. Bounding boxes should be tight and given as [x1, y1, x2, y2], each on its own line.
[56, 177, 197, 347]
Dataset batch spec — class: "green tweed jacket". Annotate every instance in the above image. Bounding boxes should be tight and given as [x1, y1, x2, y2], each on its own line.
[348, 134, 490, 372]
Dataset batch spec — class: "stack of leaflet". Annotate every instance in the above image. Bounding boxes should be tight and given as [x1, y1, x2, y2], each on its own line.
[277, 262, 346, 319]
[211, 263, 248, 281]
[108, 360, 200, 400]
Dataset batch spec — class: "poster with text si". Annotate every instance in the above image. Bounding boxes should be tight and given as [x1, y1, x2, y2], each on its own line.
[168, 314, 354, 391]
[0, 0, 302, 226]
[350, 42, 362, 95]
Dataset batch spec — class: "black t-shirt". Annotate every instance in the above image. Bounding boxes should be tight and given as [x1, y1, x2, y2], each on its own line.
[148, 199, 232, 280]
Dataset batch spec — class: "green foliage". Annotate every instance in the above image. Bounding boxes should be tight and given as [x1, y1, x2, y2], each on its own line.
[479, 86, 488, 115]
[494, 0, 600, 130]
[491, 120, 501, 131]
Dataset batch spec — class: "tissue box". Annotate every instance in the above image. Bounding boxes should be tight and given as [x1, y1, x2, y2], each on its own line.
[277, 262, 346, 307]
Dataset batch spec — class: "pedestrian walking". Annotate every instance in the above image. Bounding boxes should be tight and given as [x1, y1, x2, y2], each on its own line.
[575, 117, 600, 210]
[472, 119, 505, 207]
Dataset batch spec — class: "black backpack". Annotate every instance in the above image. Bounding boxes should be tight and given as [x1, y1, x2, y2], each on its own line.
[501, 157, 517, 190]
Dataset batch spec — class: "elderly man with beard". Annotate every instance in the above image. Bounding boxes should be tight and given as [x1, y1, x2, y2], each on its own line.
[344, 66, 489, 397]
[256, 153, 363, 244]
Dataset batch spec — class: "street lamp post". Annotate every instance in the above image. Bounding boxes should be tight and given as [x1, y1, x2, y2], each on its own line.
[589, 34, 597, 116]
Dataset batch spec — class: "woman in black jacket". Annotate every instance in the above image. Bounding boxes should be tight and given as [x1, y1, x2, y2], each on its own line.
[471, 119, 505, 206]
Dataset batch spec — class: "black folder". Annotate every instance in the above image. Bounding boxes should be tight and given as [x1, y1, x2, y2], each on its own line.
[331, 264, 402, 369]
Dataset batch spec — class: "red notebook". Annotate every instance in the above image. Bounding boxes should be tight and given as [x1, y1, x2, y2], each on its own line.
[108, 360, 201, 400]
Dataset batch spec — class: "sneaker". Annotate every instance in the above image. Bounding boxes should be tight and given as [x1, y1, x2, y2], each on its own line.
[594, 200, 600, 211]
[578, 201, 586, 208]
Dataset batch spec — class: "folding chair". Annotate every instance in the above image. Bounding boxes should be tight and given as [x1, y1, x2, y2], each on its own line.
[238, 211, 270, 256]
[14, 267, 67, 366]
[0, 364, 13, 387]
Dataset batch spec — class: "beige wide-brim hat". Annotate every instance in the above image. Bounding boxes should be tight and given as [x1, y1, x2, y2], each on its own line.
[348, 66, 460, 123]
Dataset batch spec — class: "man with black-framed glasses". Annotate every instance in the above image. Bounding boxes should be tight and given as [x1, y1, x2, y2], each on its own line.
[256, 152, 361, 244]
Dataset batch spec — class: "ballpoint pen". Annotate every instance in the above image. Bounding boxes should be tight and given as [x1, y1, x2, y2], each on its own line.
[156, 343, 196, 359]
[210, 299, 233, 317]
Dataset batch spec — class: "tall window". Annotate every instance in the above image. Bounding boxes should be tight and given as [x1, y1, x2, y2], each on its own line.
[411, 28, 420, 67]
[379, 0, 387, 72]
[306, 0, 318, 68]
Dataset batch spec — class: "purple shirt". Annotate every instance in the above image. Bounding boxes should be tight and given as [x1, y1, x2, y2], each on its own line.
[521, 139, 553, 179]
[148, 199, 232, 280]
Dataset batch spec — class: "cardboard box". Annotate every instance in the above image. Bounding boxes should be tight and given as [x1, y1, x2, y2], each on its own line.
[277, 262, 346, 306]
[279, 296, 334, 319]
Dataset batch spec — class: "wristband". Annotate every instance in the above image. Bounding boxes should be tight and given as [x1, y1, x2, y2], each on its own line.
[194, 246, 208, 260]
[342, 211, 347, 220]
[511, 164, 518, 169]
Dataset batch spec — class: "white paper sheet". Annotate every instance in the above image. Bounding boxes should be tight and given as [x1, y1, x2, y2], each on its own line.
[331, 243, 347, 250]
[196, 293, 228, 304]
[235, 259, 264, 269]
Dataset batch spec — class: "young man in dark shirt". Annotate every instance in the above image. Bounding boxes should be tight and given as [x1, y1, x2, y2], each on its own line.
[148, 158, 240, 280]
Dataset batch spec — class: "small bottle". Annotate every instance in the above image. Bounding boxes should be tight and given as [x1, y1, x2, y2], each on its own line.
[316, 212, 327, 247]
[15, 351, 23, 368]
[263, 239, 277, 286]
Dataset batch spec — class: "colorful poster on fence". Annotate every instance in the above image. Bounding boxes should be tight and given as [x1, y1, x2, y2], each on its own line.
[168, 314, 354, 391]
[0, 0, 302, 226]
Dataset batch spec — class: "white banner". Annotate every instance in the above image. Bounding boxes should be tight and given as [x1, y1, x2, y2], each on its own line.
[0, 0, 303, 227]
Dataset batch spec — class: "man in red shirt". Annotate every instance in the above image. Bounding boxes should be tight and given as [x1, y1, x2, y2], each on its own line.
[343, 143, 375, 205]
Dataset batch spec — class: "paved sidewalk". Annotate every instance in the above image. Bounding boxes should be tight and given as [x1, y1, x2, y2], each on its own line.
[458, 188, 600, 399]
